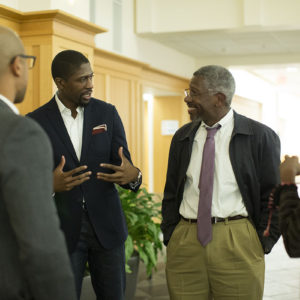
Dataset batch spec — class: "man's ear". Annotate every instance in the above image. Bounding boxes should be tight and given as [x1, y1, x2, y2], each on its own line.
[55, 77, 65, 90]
[215, 92, 227, 107]
[10, 56, 23, 77]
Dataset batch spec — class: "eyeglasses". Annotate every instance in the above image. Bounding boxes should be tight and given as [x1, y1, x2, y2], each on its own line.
[184, 88, 191, 97]
[184, 88, 213, 98]
[11, 54, 36, 69]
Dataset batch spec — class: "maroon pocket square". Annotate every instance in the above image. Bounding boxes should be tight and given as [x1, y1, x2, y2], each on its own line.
[92, 124, 107, 135]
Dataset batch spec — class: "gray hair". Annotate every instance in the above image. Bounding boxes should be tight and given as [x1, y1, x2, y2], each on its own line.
[193, 65, 235, 106]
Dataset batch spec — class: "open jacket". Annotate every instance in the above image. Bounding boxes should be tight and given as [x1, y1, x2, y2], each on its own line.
[161, 111, 281, 254]
[28, 97, 141, 253]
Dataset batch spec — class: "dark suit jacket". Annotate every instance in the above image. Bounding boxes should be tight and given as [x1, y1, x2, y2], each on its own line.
[0, 100, 76, 300]
[161, 111, 281, 254]
[28, 97, 140, 253]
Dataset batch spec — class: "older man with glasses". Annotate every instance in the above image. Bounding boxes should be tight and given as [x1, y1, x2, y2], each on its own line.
[161, 65, 281, 300]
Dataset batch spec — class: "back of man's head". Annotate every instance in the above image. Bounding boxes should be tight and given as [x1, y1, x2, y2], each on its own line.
[0, 26, 24, 76]
[51, 50, 89, 81]
[0, 26, 28, 103]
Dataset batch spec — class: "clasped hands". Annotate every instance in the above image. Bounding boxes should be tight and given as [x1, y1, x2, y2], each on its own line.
[280, 155, 300, 183]
[53, 147, 139, 192]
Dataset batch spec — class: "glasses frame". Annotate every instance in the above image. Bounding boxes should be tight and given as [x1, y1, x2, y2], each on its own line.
[184, 88, 214, 98]
[184, 88, 190, 97]
[11, 54, 36, 69]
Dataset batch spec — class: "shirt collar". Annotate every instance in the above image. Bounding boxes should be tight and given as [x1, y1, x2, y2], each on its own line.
[55, 93, 84, 115]
[201, 108, 233, 129]
[0, 94, 19, 115]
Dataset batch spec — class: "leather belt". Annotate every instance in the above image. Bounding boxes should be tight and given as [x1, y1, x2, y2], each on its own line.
[181, 215, 247, 224]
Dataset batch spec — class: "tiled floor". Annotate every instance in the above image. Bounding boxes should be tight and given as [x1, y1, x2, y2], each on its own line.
[135, 237, 300, 300]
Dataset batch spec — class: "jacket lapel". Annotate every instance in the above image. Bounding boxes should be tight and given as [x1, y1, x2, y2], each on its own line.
[232, 111, 254, 138]
[46, 97, 79, 163]
[178, 119, 201, 184]
[80, 100, 94, 164]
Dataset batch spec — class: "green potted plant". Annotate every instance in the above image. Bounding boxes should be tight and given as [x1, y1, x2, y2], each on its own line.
[117, 185, 163, 299]
[81, 186, 163, 300]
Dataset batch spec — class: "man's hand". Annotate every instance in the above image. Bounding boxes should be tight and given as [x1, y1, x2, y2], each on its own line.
[97, 147, 139, 185]
[280, 155, 300, 183]
[53, 155, 91, 192]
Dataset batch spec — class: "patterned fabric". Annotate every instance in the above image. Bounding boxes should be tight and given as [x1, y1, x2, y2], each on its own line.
[197, 126, 220, 246]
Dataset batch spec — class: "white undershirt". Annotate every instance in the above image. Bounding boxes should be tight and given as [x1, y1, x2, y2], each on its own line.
[179, 109, 248, 219]
[0, 94, 19, 115]
[55, 94, 84, 161]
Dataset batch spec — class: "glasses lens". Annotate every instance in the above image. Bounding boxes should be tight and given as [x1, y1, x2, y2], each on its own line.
[27, 57, 35, 69]
[184, 89, 189, 97]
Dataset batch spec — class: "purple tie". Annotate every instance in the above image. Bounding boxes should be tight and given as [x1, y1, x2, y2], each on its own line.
[197, 125, 220, 246]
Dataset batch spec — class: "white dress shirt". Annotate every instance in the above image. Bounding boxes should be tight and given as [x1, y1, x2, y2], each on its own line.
[0, 94, 19, 115]
[55, 94, 84, 161]
[180, 109, 248, 219]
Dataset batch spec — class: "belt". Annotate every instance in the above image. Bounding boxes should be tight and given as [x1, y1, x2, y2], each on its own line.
[181, 215, 247, 224]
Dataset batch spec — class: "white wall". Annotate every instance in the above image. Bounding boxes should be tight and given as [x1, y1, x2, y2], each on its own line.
[50, 0, 90, 22]
[136, 0, 300, 34]
[94, 0, 113, 51]
[0, 0, 18, 9]
[230, 68, 300, 157]
[2, 0, 90, 22]
[18, 0, 51, 12]
[94, 0, 196, 78]
[122, 0, 196, 78]
[277, 91, 300, 156]
[0, 0, 195, 78]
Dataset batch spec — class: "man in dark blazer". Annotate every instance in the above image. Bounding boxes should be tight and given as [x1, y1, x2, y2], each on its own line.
[161, 65, 281, 299]
[28, 50, 142, 300]
[0, 26, 76, 300]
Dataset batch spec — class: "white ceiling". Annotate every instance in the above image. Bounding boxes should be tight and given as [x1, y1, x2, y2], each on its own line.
[140, 29, 300, 97]
[142, 30, 300, 57]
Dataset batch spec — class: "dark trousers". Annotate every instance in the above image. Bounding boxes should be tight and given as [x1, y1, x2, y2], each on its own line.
[70, 210, 125, 300]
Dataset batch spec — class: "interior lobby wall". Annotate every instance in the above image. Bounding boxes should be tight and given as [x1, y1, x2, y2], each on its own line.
[153, 96, 184, 194]
[0, 4, 189, 189]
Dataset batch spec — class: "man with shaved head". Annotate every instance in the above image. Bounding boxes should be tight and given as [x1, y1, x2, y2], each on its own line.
[0, 26, 76, 299]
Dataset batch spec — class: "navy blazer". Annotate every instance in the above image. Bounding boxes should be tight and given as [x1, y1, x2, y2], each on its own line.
[28, 97, 139, 252]
[161, 111, 281, 254]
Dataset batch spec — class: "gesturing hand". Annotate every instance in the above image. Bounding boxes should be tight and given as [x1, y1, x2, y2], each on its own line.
[280, 155, 300, 184]
[53, 155, 92, 192]
[97, 147, 139, 185]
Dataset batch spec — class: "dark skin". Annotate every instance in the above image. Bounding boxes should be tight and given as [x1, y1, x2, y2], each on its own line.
[185, 76, 230, 126]
[280, 155, 300, 183]
[53, 62, 138, 192]
[53, 156, 91, 192]
[97, 147, 138, 185]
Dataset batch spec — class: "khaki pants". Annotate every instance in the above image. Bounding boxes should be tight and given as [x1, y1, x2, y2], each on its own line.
[166, 218, 265, 300]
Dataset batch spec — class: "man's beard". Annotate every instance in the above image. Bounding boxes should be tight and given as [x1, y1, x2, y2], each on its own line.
[78, 101, 89, 107]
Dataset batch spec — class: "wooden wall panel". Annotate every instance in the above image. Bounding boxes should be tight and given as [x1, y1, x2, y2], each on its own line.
[16, 37, 53, 113]
[142, 100, 149, 188]
[110, 76, 132, 148]
[93, 69, 106, 101]
[153, 96, 183, 194]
